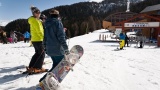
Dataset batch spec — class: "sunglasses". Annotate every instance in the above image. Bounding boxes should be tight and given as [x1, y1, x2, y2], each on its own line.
[34, 10, 41, 14]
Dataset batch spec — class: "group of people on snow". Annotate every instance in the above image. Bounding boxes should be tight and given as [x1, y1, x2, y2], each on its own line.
[118, 32, 128, 50]
[0, 30, 32, 44]
[118, 31, 145, 50]
[25, 6, 69, 84]
[0, 30, 18, 44]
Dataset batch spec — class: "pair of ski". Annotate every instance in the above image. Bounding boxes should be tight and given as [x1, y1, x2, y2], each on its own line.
[35, 45, 84, 90]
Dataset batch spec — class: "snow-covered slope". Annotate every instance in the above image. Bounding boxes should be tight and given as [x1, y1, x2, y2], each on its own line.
[0, 20, 10, 26]
[82, 0, 145, 14]
[0, 29, 160, 90]
[87, 0, 103, 3]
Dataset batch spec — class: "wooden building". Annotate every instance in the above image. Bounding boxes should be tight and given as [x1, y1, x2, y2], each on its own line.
[103, 4, 160, 46]
[103, 12, 137, 31]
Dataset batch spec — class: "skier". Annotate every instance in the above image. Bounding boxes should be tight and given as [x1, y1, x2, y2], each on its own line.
[2, 32, 7, 44]
[0, 31, 7, 44]
[10, 31, 17, 43]
[136, 30, 145, 48]
[137, 33, 145, 48]
[26, 6, 48, 74]
[23, 31, 30, 43]
[119, 32, 125, 50]
[39, 9, 69, 83]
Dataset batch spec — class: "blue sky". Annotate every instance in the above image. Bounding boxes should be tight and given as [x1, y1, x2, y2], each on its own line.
[0, 0, 102, 21]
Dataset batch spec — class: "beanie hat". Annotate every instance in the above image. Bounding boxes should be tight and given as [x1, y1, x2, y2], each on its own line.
[49, 9, 59, 15]
[30, 6, 40, 13]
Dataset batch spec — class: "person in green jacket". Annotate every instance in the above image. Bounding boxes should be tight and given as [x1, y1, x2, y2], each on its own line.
[27, 6, 48, 74]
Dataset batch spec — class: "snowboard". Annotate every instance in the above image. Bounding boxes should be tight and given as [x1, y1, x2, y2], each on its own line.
[35, 45, 84, 90]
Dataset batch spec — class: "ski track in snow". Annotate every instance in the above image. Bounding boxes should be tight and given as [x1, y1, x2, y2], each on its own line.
[0, 30, 160, 90]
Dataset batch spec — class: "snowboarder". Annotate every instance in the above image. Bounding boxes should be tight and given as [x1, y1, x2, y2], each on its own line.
[26, 6, 48, 74]
[39, 9, 69, 82]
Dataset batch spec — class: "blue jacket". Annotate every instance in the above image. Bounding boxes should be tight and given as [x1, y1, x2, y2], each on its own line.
[24, 31, 30, 38]
[119, 33, 125, 40]
[44, 17, 68, 56]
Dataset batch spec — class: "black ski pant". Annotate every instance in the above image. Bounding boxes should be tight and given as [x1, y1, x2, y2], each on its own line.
[24, 38, 29, 43]
[139, 41, 143, 48]
[2, 38, 7, 44]
[125, 40, 128, 47]
[29, 41, 45, 69]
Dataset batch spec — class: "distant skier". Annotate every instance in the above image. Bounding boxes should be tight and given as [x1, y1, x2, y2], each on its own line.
[136, 30, 145, 48]
[10, 31, 17, 43]
[124, 33, 129, 47]
[0, 31, 7, 44]
[137, 34, 145, 48]
[119, 32, 125, 50]
[23, 31, 30, 43]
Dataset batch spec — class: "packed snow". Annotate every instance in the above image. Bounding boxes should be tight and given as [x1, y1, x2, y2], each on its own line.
[0, 29, 160, 90]
[87, 0, 103, 3]
[0, 20, 11, 26]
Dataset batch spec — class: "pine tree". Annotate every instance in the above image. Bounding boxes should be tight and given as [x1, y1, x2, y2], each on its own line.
[88, 16, 96, 32]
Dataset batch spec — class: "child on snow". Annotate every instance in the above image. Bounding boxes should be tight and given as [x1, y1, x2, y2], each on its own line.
[119, 32, 125, 50]
[23, 31, 30, 43]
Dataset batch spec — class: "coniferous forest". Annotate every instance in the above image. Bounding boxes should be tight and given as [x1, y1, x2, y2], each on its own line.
[1, 0, 160, 38]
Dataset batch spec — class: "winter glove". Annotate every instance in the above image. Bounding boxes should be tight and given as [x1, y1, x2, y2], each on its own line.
[65, 50, 70, 55]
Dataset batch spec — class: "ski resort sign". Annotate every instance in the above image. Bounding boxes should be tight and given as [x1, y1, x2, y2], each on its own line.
[124, 22, 160, 27]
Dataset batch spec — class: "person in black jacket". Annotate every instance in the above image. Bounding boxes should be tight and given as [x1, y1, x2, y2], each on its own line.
[124, 33, 129, 47]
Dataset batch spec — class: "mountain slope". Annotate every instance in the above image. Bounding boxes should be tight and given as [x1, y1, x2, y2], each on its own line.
[4, 0, 160, 38]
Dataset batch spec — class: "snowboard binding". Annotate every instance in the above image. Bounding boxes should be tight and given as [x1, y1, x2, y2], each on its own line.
[39, 72, 59, 90]
[45, 72, 59, 90]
